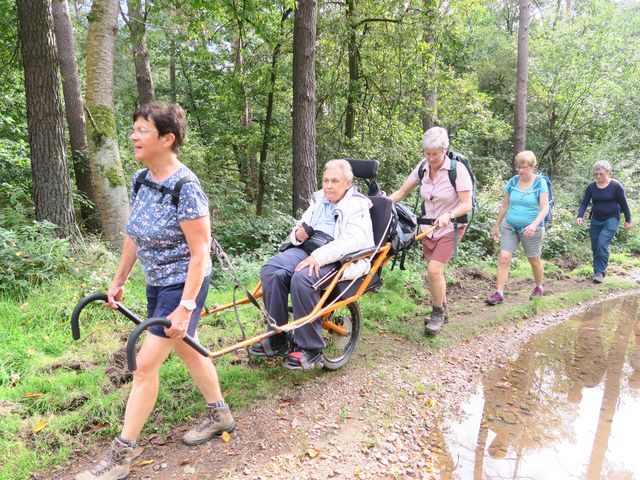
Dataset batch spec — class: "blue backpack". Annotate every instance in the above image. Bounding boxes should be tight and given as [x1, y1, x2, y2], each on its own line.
[507, 173, 554, 226]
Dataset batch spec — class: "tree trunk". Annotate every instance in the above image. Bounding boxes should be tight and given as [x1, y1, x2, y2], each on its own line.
[421, 10, 438, 132]
[52, 0, 100, 232]
[513, 0, 530, 157]
[86, 0, 129, 248]
[292, 0, 318, 216]
[232, 31, 258, 203]
[17, 0, 77, 238]
[345, 0, 358, 139]
[126, 0, 154, 105]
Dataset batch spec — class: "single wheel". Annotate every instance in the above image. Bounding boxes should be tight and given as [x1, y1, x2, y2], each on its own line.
[320, 302, 361, 370]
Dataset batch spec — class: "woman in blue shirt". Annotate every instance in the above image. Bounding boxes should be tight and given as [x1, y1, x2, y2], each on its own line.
[76, 103, 234, 480]
[576, 160, 632, 283]
[486, 151, 550, 305]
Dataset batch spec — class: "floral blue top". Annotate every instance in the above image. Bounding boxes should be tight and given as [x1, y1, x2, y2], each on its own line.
[125, 166, 212, 286]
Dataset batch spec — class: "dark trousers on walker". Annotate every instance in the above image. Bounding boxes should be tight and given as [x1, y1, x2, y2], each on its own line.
[261, 247, 339, 351]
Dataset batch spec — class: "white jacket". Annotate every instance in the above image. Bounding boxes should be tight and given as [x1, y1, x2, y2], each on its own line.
[289, 187, 374, 280]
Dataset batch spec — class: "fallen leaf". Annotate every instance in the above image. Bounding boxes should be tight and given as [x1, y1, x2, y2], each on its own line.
[133, 459, 155, 467]
[306, 448, 320, 458]
[354, 469, 367, 479]
[23, 392, 44, 399]
[33, 419, 48, 433]
[183, 465, 196, 474]
[27, 348, 37, 356]
[425, 398, 436, 409]
[220, 431, 231, 443]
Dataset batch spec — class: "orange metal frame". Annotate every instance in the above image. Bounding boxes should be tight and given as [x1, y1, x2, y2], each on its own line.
[199, 225, 437, 360]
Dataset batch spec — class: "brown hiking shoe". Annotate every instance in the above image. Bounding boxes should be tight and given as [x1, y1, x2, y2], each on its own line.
[74, 439, 135, 480]
[182, 404, 236, 446]
[425, 306, 445, 336]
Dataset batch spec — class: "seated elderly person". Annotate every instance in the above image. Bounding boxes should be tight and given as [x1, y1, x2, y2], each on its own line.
[249, 159, 374, 370]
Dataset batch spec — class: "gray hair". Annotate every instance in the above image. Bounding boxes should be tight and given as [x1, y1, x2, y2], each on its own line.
[324, 159, 354, 182]
[593, 160, 611, 173]
[421, 126, 449, 150]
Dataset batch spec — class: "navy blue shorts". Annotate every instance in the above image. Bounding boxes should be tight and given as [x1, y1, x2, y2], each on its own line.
[146, 276, 210, 338]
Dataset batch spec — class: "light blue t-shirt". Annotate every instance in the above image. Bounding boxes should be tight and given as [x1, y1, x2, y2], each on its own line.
[504, 175, 549, 229]
[125, 166, 212, 286]
[313, 198, 337, 236]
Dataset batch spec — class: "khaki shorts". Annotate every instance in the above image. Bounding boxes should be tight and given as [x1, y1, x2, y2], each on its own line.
[500, 223, 545, 257]
[421, 226, 466, 263]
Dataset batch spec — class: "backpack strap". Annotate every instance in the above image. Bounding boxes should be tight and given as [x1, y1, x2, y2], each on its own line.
[448, 157, 457, 190]
[133, 169, 198, 208]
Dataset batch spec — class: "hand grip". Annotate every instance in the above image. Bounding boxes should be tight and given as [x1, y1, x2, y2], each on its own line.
[126, 317, 211, 371]
[71, 292, 144, 340]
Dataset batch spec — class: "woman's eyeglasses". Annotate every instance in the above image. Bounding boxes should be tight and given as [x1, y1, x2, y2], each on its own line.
[130, 128, 158, 137]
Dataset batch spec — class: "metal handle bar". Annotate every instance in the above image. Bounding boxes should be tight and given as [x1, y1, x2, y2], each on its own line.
[126, 317, 211, 371]
[71, 292, 144, 340]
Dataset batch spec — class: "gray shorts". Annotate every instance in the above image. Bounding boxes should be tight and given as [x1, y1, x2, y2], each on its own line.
[500, 223, 545, 257]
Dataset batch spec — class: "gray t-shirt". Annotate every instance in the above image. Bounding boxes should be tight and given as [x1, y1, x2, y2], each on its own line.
[125, 166, 212, 286]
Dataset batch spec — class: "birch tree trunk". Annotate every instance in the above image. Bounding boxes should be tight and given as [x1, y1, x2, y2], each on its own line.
[86, 0, 128, 247]
[52, 0, 99, 232]
[17, 0, 77, 238]
[292, 0, 318, 216]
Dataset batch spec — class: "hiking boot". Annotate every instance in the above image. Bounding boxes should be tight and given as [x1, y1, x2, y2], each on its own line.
[248, 334, 291, 357]
[74, 439, 135, 480]
[425, 306, 445, 336]
[530, 285, 544, 299]
[592, 272, 604, 284]
[182, 404, 236, 446]
[283, 348, 323, 370]
[485, 291, 504, 306]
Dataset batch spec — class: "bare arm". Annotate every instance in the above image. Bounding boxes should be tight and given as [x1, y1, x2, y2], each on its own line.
[492, 193, 510, 240]
[164, 215, 211, 339]
[523, 192, 549, 237]
[389, 177, 419, 203]
[106, 235, 138, 308]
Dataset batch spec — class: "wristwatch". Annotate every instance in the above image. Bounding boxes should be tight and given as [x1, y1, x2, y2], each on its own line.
[449, 211, 456, 220]
[179, 299, 197, 312]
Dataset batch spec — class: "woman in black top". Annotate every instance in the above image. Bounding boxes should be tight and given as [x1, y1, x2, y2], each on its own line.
[576, 160, 632, 283]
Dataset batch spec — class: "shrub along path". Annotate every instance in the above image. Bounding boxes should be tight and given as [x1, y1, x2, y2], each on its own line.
[45, 269, 639, 480]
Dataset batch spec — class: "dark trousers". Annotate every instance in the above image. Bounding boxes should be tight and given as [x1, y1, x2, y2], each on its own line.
[261, 247, 338, 350]
[589, 217, 619, 274]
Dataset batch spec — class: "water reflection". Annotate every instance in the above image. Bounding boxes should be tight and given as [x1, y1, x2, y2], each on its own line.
[440, 295, 640, 480]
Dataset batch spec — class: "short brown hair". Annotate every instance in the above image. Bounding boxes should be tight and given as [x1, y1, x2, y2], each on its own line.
[133, 102, 186, 152]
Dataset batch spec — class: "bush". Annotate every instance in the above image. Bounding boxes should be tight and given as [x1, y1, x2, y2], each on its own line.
[0, 221, 71, 294]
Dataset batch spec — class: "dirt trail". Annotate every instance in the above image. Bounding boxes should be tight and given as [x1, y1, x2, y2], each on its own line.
[48, 272, 639, 480]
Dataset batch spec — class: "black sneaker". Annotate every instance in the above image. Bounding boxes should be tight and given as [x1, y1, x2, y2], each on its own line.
[248, 334, 291, 357]
[283, 348, 323, 370]
[425, 306, 445, 336]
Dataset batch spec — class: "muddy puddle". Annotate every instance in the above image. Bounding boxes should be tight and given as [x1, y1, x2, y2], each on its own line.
[437, 295, 640, 480]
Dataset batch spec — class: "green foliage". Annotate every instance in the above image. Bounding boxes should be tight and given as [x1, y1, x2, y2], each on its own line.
[0, 222, 72, 295]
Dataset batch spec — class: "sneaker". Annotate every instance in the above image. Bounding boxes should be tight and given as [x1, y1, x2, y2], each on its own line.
[183, 404, 236, 446]
[283, 348, 323, 370]
[485, 292, 504, 306]
[592, 272, 604, 284]
[425, 306, 445, 336]
[74, 439, 136, 480]
[248, 334, 291, 357]
[530, 285, 544, 299]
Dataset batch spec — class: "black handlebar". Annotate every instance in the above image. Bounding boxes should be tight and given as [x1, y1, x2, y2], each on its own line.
[71, 292, 144, 340]
[126, 317, 211, 371]
[71, 293, 212, 372]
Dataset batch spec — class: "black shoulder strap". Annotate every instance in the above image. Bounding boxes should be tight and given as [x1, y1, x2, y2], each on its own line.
[133, 169, 150, 196]
[133, 169, 198, 208]
[418, 160, 427, 181]
[448, 157, 457, 190]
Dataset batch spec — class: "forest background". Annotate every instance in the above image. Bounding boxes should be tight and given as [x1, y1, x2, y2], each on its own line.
[1, 0, 640, 478]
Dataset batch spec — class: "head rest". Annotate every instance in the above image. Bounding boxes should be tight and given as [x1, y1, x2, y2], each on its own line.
[343, 158, 379, 179]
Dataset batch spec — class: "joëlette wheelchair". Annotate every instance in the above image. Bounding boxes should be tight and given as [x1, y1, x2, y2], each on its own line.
[70, 159, 436, 372]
